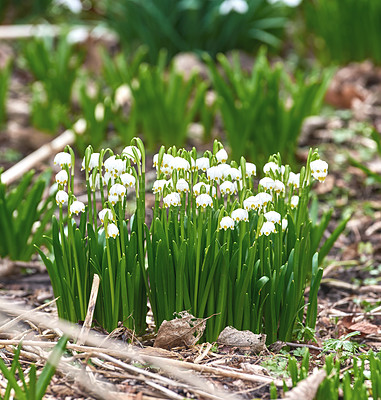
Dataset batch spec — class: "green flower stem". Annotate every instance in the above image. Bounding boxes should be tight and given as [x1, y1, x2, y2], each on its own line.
[194, 209, 204, 311]
[105, 236, 115, 320]
[237, 221, 246, 280]
[85, 174, 93, 229]
[118, 202, 126, 256]
[180, 194, 186, 240]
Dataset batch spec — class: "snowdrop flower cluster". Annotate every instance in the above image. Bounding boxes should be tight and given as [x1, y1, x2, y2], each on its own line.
[151, 143, 329, 239]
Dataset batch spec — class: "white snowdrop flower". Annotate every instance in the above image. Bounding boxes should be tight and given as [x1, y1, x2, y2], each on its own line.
[196, 193, 213, 209]
[54, 0, 82, 14]
[260, 221, 276, 236]
[282, 218, 288, 231]
[274, 180, 285, 194]
[268, 0, 302, 7]
[256, 192, 272, 208]
[207, 166, 222, 183]
[55, 190, 68, 206]
[70, 200, 85, 216]
[290, 195, 299, 209]
[94, 103, 105, 121]
[231, 208, 249, 222]
[82, 152, 100, 172]
[220, 216, 235, 231]
[153, 179, 168, 194]
[106, 223, 119, 239]
[244, 162, 257, 177]
[173, 156, 190, 171]
[176, 179, 189, 193]
[120, 172, 135, 188]
[220, 181, 235, 196]
[190, 157, 196, 171]
[73, 118, 87, 135]
[153, 153, 159, 168]
[99, 208, 114, 224]
[109, 183, 126, 198]
[216, 148, 228, 163]
[264, 211, 281, 224]
[55, 170, 68, 186]
[263, 162, 280, 174]
[193, 182, 207, 196]
[281, 165, 286, 175]
[219, 0, 248, 15]
[115, 84, 132, 107]
[103, 171, 115, 186]
[108, 193, 119, 205]
[288, 172, 300, 188]
[163, 192, 181, 207]
[114, 159, 126, 177]
[259, 177, 275, 191]
[243, 196, 257, 211]
[54, 152, 71, 168]
[162, 153, 175, 170]
[218, 164, 232, 180]
[310, 159, 328, 183]
[206, 184, 217, 198]
[104, 156, 116, 173]
[122, 146, 142, 163]
[90, 172, 101, 191]
[227, 167, 241, 181]
[196, 157, 210, 172]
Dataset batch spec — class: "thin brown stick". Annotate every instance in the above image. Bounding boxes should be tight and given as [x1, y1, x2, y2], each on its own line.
[1, 129, 75, 185]
[77, 274, 100, 346]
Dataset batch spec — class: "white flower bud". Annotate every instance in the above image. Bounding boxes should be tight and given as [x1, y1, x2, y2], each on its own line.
[54, 152, 71, 168]
[288, 172, 300, 188]
[264, 211, 281, 224]
[115, 84, 132, 107]
[94, 103, 105, 121]
[55, 190, 68, 206]
[216, 148, 228, 163]
[90, 173, 101, 191]
[106, 223, 119, 239]
[73, 118, 87, 135]
[260, 221, 276, 236]
[196, 193, 213, 209]
[176, 179, 189, 193]
[70, 200, 85, 216]
[55, 170, 68, 185]
[282, 218, 288, 231]
[231, 208, 249, 222]
[153, 153, 159, 168]
[220, 216, 235, 231]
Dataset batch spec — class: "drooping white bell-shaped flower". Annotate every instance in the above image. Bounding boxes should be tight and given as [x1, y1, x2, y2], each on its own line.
[55, 190, 68, 206]
[264, 211, 281, 224]
[106, 223, 119, 239]
[54, 152, 72, 169]
[152, 179, 169, 194]
[310, 160, 328, 183]
[288, 172, 300, 189]
[196, 157, 210, 172]
[122, 145, 141, 163]
[220, 216, 235, 231]
[220, 181, 235, 196]
[99, 208, 115, 224]
[109, 183, 126, 198]
[196, 193, 213, 209]
[94, 103, 105, 121]
[243, 196, 257, 211]
[263, 162, 280, 174]
[120, 173, 136, 188]
[260, 221, 276, 236]
[193, 182, 207, 196]
[115, 84, 132, 107]
[163, 192, 181, 207]
[55, 170, 68, 186]
[231, 208, 249, 222]
[108, 193, 119, 205]
[176, 179, 189, 193]
[219, 0, 248, 16]
[259, 177, 275, 191]
[290, 195, 299, 209]
[73, 118, 87, 135]
[256, 192, 273, 208]
[70, 200, 85, 216]
[81, 153, 100, 172]
[216, 148, 228, 163]
[244, 162, 257, 177]
[282, 218, 288, 231]
[274, 180, 285, 194]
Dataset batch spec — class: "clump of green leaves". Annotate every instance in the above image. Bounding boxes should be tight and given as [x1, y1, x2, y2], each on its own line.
[205, 48, 332, 166]
[105, 0, 288, 62]
[0, 170, 55, 261]
[305, 0, 381, 65]
[0, 336, 68, 400]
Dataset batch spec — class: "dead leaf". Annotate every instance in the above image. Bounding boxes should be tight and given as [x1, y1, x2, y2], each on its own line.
[217, 326, 266, 353]
[284, 369, 327, 400]
[153, 311, 206, 350]
[348, 321, 380, 336]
